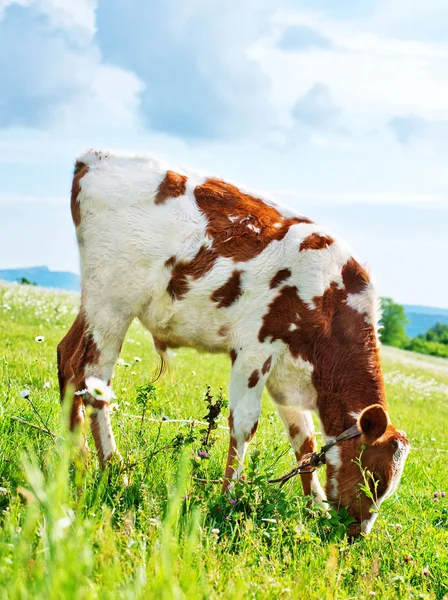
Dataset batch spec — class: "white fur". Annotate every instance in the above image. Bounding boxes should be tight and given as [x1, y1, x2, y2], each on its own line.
[380, 439, 410, 502]
[323, 444, 342, 498]
[93, 407, 117, 461]
[361, 513, 378, 535]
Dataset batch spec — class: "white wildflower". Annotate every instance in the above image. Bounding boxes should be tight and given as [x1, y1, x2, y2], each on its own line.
[53, 509, 75, 540]
[85, 377, 115, 402]
[149, 518, 160, 527]
[133, 356, 142, 363]
[109, 402, 119, 413]
[20, 389, 30, 399]
[211, 528, 220, 539]
[35, 336, 45, 343]
[43, 381, 51, 389]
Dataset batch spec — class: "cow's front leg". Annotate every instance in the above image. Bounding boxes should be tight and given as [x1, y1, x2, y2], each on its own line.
[222, 349, 275, 493]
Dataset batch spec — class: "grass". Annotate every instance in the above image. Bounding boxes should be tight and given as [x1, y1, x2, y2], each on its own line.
[0, 281, 447, 599]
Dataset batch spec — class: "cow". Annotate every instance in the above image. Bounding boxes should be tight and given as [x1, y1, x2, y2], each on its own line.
[57, 149, 410, 536]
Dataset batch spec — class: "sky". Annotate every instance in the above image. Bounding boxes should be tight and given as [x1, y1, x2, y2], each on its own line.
[0, 0, 447, 308]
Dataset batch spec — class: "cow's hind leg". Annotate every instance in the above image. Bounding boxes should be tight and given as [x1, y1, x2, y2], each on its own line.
[57, 311, 91, 432]
[57, 307, 132, 466]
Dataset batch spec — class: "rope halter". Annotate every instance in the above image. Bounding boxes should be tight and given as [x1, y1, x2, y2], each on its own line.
[268, 422, 362, 487]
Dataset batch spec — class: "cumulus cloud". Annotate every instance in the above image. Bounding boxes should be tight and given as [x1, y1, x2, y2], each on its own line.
[94, 0, 274, 140]
[372, 0, 448, 43]
[388, 115, 424, 144]
[388, 114, 448, 148]
[291, 83, 343, 131]
[0, 0, 96, 42]
[277, 25, 335, 51]
[0, 2, 143, 132]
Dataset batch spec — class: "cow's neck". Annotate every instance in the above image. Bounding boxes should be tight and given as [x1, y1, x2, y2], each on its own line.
[314, 344, 386, 439]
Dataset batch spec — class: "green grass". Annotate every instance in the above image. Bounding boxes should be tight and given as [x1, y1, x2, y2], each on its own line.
[0, 282, 447, 599]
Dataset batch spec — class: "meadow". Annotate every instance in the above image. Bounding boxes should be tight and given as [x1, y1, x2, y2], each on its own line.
[0, 282, 447, 599]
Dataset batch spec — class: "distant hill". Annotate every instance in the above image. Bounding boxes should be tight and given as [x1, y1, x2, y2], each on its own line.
[403, 304, 448, 338]
[0, 266, 80, 291]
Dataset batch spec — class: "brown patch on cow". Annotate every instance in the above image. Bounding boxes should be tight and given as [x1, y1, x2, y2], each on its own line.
[89, 399, 110, 410]
[258, 257, 385, 436]
[300, 233, 334, 252]
[295, 436, 316, 497]
[222, 435, 238, 493]
[71, 161, 89, 227]
[211, 270, 243, 308]
[228, 411, 234, 433]
[166, 178, 313, 298]
[249, 420, 259, 441]
[261, 356, 272, 375]
[153, 336, 168, 353]
[248, 369, 260, 389]
[230, 349, 238, 365]
[164, 256, 176, 268]
[57, 310, 100, 431]
[194, 178, 312, 264]
[289, 424, 301, 439]
[167, 245, 217, 300]
[155, 170, 187, 205]
[270, 268, 292, 289]
[342, 258, 370, 295]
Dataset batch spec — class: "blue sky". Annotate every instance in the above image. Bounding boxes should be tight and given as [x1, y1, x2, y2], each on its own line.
[0, 0, 447, 307]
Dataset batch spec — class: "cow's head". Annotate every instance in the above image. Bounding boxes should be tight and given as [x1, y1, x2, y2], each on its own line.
[325, 404, 410, 536]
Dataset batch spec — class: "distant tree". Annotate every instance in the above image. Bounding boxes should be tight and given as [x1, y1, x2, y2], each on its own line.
[425, 322, 448, 345]
[17, 277, 36, 286]
[380, 297, 408, 347]
[404, 337, 448, 358]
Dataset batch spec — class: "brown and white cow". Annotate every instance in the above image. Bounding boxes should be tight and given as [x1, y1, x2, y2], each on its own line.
[58, 150, 410, 535]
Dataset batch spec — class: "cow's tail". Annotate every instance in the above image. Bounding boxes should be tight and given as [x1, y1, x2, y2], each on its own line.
[151, 338, 170, 382]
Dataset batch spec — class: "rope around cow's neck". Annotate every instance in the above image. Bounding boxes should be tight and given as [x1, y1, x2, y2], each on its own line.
[268, 422, 362, 487]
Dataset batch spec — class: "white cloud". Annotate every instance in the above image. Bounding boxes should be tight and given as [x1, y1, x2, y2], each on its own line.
[34, 0, 97, 41]
[0, 0, 96, 41]
[50, 59, 144, 133]
[0, 0, 143, 133]
[256, 9, 448, 138]
[371, 0, 448, 43]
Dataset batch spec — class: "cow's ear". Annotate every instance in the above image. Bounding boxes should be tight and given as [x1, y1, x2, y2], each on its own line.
[358, 404, 389, 441]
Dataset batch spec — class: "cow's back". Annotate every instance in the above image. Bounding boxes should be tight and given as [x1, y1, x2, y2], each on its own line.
[71, 150, 376, 362]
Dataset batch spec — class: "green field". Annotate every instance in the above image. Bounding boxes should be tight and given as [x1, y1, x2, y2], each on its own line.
[0, 282, 447, 599]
